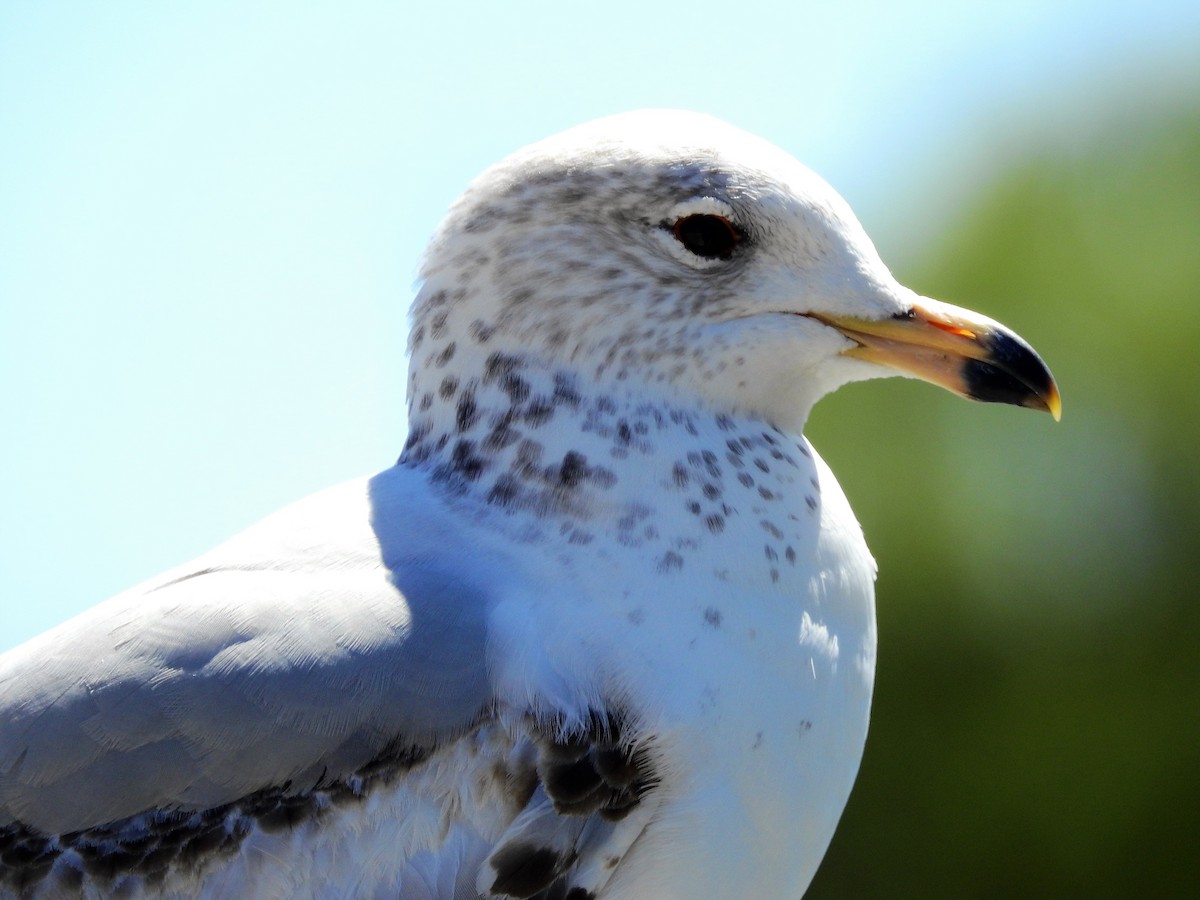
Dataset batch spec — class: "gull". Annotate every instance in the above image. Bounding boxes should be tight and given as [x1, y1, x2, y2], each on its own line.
[0, 110, 1059, 899]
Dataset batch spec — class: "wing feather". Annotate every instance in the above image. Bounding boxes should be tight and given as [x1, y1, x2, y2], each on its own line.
[0, 466, 499, 836]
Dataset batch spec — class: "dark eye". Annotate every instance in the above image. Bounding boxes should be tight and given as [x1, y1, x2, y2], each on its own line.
[672, 214, 742, 260]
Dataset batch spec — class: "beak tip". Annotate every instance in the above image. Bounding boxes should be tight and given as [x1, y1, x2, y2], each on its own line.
[1045, 385, 1063, 422]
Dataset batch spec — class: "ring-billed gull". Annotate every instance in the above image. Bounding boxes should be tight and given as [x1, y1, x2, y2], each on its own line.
[0, 110, 1059, 899]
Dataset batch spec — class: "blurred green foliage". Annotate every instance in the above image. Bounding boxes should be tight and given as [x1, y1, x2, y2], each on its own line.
[806, 100, 1200, 897]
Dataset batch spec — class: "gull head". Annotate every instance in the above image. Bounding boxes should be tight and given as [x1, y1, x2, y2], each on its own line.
[410, 110, 1059, 434]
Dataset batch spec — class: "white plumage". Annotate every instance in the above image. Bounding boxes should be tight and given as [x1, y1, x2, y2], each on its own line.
[0, 110, 1058, 899]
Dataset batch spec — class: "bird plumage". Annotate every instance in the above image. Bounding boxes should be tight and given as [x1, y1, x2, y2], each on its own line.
[0, 110, 1057, 898]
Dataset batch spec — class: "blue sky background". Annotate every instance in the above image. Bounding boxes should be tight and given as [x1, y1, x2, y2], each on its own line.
[2, 1, 1198, 652]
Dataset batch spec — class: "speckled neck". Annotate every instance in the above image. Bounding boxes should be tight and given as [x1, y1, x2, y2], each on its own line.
[400, 348, 821, 572]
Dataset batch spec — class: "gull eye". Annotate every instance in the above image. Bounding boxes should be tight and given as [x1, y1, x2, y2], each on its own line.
[671, 214, 741, 260]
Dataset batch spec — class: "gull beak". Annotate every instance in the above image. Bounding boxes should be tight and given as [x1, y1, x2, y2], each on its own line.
[808, 297, 1062, 420]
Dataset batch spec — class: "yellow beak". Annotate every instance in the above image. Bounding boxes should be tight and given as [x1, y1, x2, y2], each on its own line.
[807, 297, 1061, 420]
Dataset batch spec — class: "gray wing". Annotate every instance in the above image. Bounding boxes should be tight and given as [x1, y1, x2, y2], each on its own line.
[0, 465, 497, 836]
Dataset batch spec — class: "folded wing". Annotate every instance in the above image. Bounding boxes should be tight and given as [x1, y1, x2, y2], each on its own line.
[0, 466, 497, 837]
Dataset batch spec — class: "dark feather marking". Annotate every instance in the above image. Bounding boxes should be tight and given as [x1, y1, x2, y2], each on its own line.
[533, 711, 655, 819]
[0, 734, 459, 893]
[542, 756, 604, 804]
[523, 396, 556, 426]
[552, 374, 582, 408]
[486, 713, 657, 897]
[489, 843, 566, 898]
[592, 748, 640, 788]
[559, 451, 587, 488]
[456, 387, 479, 432]
[433, 341, 457, 367]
